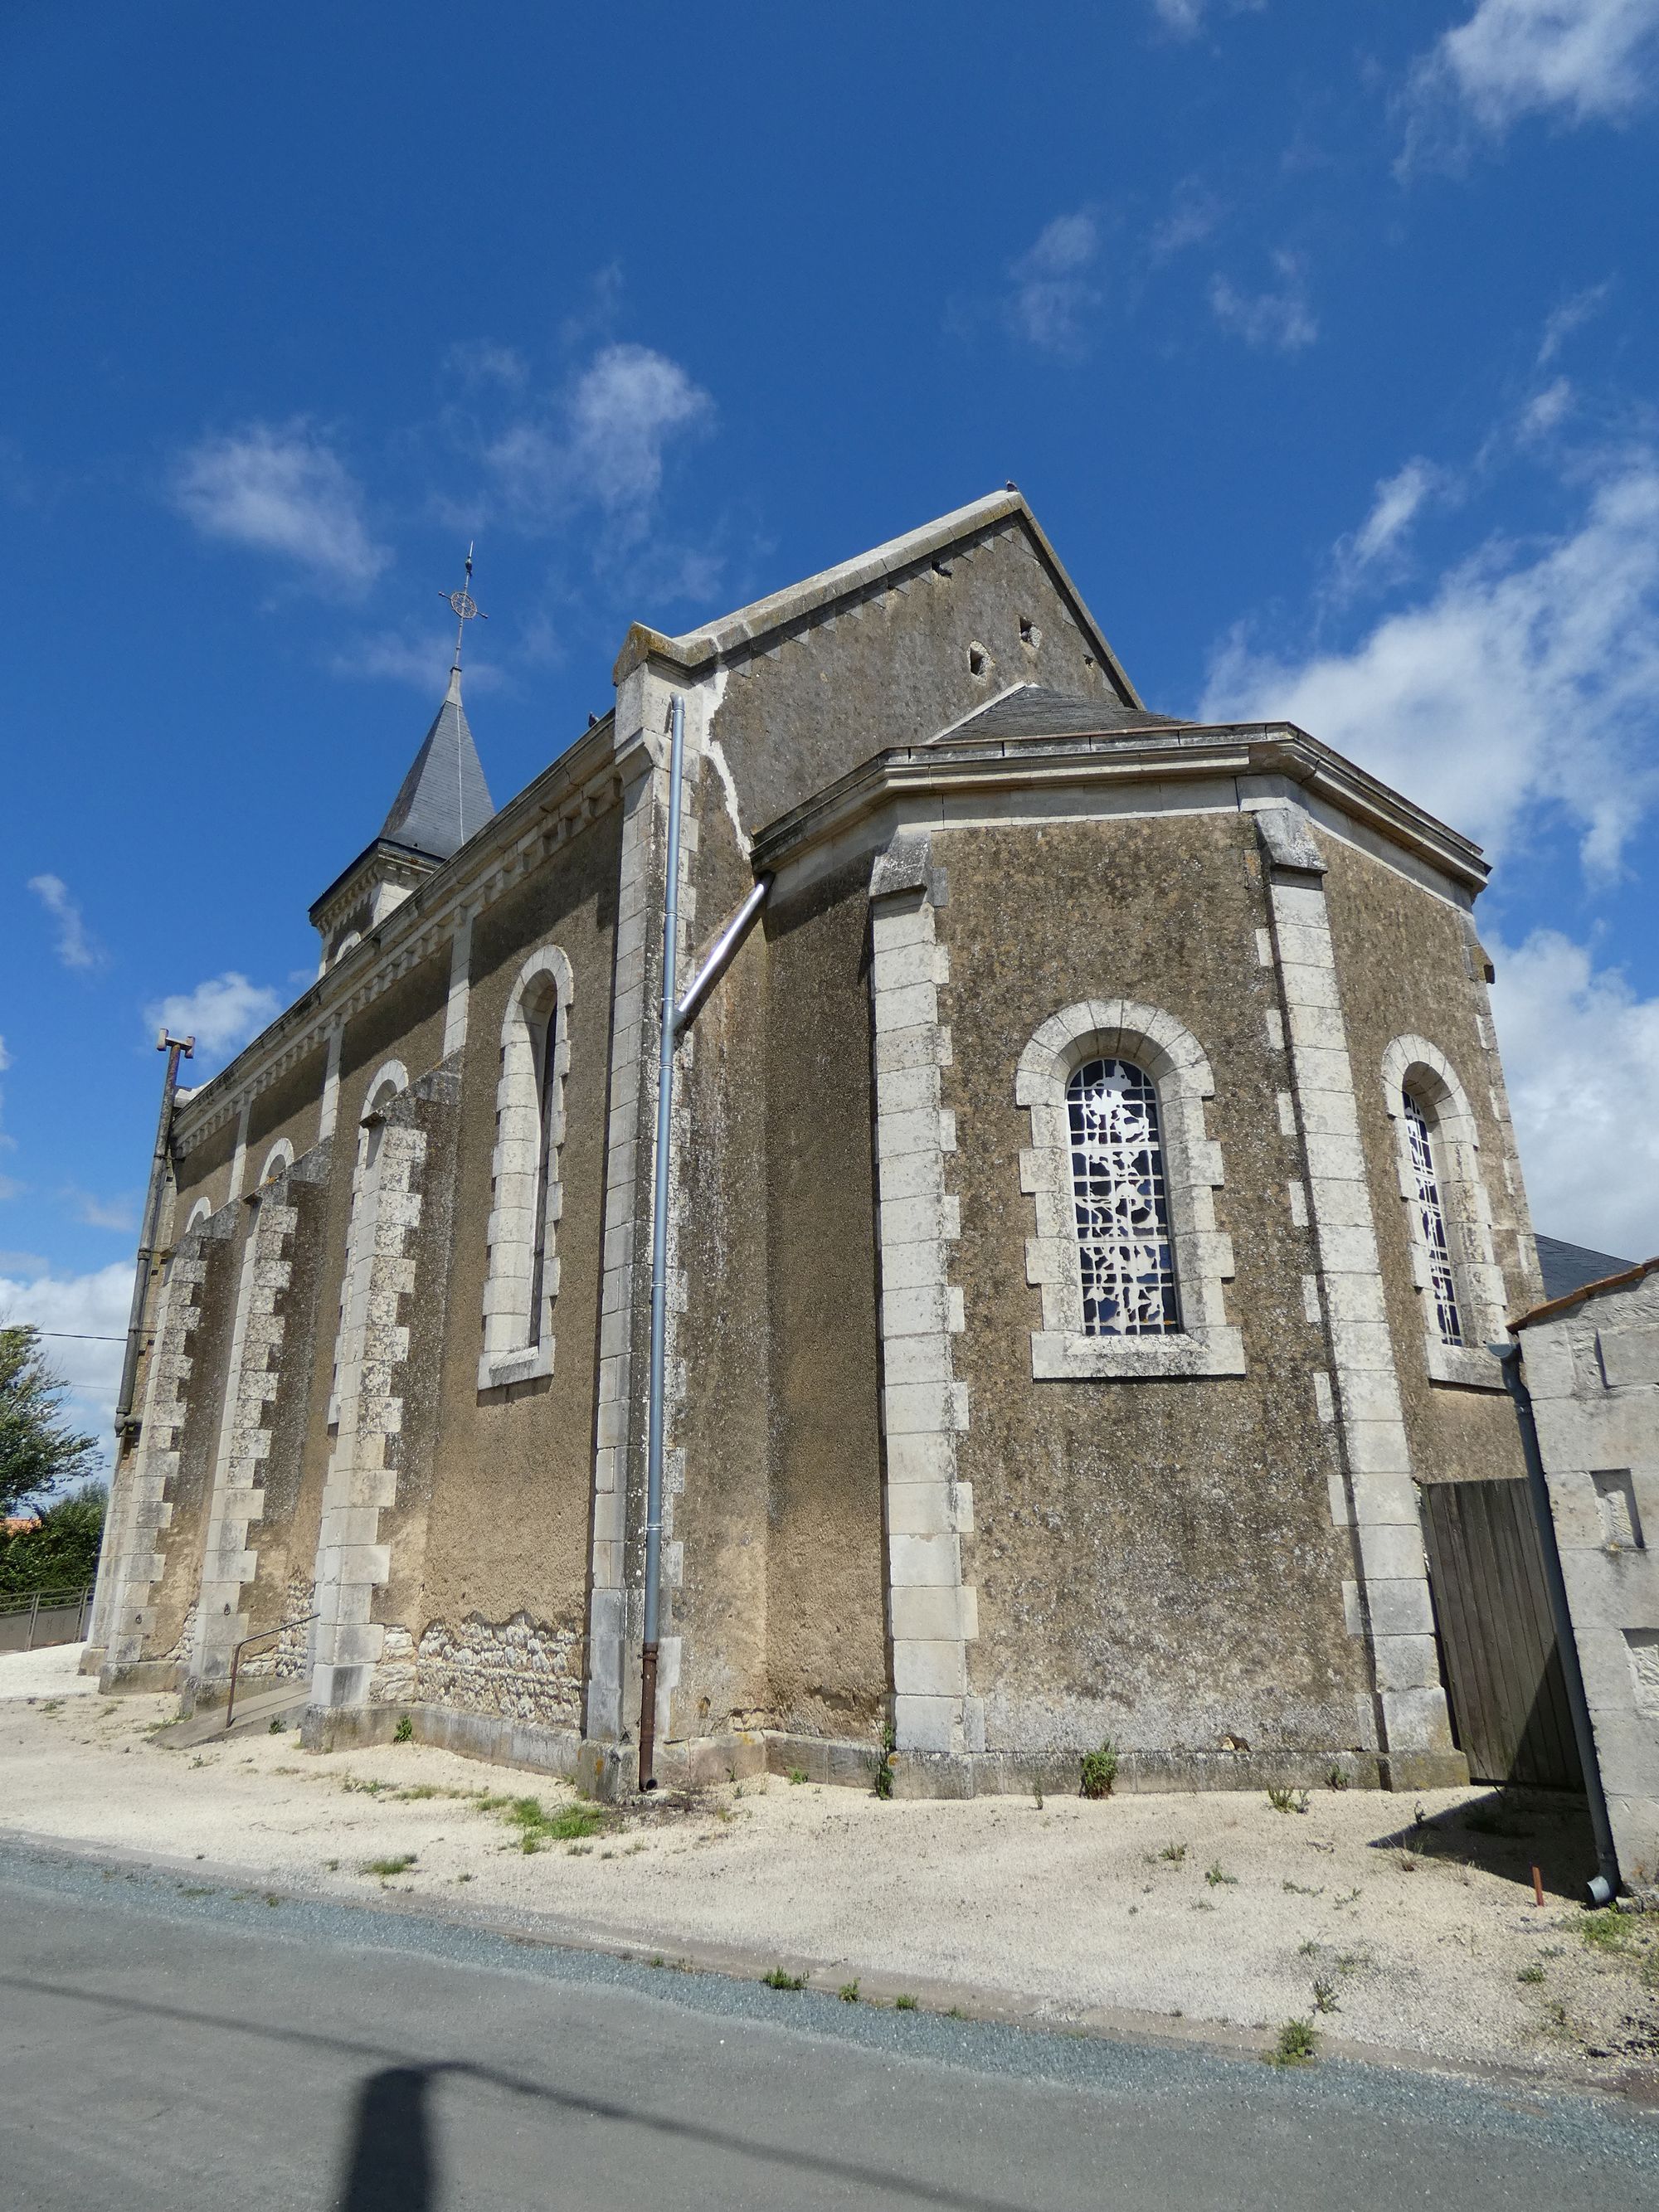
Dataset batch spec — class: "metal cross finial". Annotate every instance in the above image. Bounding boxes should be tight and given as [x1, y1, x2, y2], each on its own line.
[440, 543, 489, 673]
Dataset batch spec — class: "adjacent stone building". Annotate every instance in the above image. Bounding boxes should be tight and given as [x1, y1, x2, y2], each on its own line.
[1511, 1261, 1659, 1886]
[87, 489, 1547, 1796]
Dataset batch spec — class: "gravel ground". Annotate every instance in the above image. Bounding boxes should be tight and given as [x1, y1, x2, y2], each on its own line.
[6, 1642, 1657, 2093]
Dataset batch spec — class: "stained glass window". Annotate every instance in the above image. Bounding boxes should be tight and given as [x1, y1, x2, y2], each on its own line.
[1067, 1057, 1180, 1336]
[1404, 1089, 1462, 1346]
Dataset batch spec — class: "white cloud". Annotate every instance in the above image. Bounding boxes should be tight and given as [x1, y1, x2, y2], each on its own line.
[442, 339, 528, 391]
[1007, 212, 1103, 355]
[144, 973, 281, 1064]
[1539, 280, 1613, 363]
[0, 1036, 9, 1072]
[1151, 0, 1265, 33]
[327, 626, 503, 693]
[0, 1261, 134, 1461]
[1408, 0, 1659, 137]
[27, 873, 101, 970]
[1517, 377, 1575, 441]
[1490, 929, 1659, 1258]
[172, 420, 388, 590]
[1334, 459, 1447, 592]
[1209, 251, 1317, 352]
[1201, 453, 1659, 868]
[485, 344, 714, 540]
[64, 1189, 139, 1233]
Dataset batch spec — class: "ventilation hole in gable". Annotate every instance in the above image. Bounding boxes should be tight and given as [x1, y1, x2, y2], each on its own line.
[1019, 616, 1040, 651]
[969, 643, 989, 678]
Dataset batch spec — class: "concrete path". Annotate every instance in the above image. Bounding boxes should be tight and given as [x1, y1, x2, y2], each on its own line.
[2, 1841, 1656, 2211]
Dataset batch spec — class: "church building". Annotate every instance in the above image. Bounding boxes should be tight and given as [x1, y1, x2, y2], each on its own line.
[87, 489, 1545, 1797]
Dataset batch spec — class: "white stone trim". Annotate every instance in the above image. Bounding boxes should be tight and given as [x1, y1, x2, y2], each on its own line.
[478, 946, 572, 1393]
[319, 1022, 343, 1143]
[443, 909, 473, 1059]
[227, 1098, 251, 1204]
[191, 1184, 295, 1689]
[1266, 861, 1454, 1765]
[1381, 1036, 1507, 1393]
[309, 1082, 424, 1712]
[327, 1062, 408, 1429]
[183, 1198, 212, 1233]
[869, 839, 978, 1758]
[98, 1218, 224, 1679]
[1016, 999, 1243, 1381]
[258, 1139, 294, 1185]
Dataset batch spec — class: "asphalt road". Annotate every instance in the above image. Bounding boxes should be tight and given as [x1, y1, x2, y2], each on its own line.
[2, 1840, 1657, 2211]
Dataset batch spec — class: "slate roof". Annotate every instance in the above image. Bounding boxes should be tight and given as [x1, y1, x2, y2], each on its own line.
[380, 669, 496, 862]
[1534, 1233, 1640, 1304]
[932, 683, 1191, 745]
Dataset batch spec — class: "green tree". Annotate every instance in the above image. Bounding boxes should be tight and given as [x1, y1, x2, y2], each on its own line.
[0, 1325, 100, 1522]
[1, 1485, 107, 1595]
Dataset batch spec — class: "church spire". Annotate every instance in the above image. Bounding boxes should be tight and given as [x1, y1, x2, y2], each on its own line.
[309, 550, 498, 970]
[377, 547, 496, 863]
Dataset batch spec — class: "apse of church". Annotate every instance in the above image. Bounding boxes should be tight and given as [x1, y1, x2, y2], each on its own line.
[87, 491, 1544, 1798]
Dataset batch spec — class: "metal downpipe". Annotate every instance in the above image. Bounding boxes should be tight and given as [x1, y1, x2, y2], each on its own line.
[639, 693, 685, 1789]
[1493, 1336, 1621, 1904]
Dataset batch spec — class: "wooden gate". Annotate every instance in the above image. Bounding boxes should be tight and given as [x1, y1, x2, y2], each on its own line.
[1418, 1478, 1583, 1791]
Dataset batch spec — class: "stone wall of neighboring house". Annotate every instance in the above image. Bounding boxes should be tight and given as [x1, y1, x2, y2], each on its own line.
[1516, 1266, 1659, 1889]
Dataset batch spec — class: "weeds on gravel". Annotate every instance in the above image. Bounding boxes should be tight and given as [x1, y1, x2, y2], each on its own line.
[363, 1855, 416, 1878]
[393, 1716, 413, 1743]
[1571, 1908, 1635, 1955]
[1325, 1766, 1350, 1791]
[1311, 1976, 1339, 2015]
[1272, 2019, 1317, 2066]
[1159, 1840, 1187, 1864]
[1266, 1787, 1311, 1815]
[1518, 1965, 1546, 1985]
[895, 1995, 918, 2011]
[1461, 1801, 1503, 1835]
[268, 1718, 284, 1734]
[1282, 1879, 1322, 1897]
[1079, 1739, 1119, 1799]
[763, 1967, 806, 1991]
[482, 1793, 613, 1852]
[787, 1768, 808, 1785]
[839, 1980, 860, 2003]
[1204, 1861, 1237, 1888]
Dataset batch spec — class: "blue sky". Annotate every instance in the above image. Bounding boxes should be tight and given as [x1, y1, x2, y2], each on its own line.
[4, 0, 1658, 1446]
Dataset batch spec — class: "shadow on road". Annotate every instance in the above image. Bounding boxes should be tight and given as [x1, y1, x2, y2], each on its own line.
[341, 2067, 440, 2212]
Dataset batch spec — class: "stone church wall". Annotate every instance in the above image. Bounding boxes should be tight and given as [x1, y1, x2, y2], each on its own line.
[414, 808, 623, 1737]
[757, 855, 890, 1739]
[665, 786, 776, 1746]
[939, 811, 1377, 1767]
[703, 518, 1119, 839]
[1320, 835, 1540, 1490]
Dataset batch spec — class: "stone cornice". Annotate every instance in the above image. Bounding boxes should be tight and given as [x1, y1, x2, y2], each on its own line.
[173, 710, 628, 1155]
[750, 722, 1491, 899]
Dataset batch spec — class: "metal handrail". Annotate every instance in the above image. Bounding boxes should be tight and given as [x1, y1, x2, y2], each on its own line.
[225, 1612, 318, 1730]
[0, 1584, 95, 1649]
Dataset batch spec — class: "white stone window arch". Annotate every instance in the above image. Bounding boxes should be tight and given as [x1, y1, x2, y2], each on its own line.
[327, 1061, 408, 1427]
[478, 946, 573, 1393]
[1017, 999, 1243, 1380]
[1381, 1037, 1507, 1390]
[184, 1197, 213, 1233]
[259, 1139, 294, 1186]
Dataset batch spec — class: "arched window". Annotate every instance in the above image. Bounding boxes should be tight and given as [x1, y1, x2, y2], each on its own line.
[1402, 1087, 1462, 1347]
[1067, 1057, 1179, 1335]
[479, 946, 572, 1391]
[259, 1139, 294, 1186]
[1017, 999, 1243, 1380]
[1380, 1036, 1507, 1391]
[527, 999, 565, 1344]
[184, 1197, 213, 1233]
